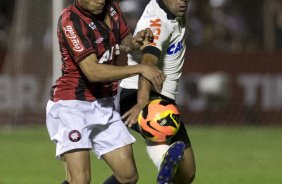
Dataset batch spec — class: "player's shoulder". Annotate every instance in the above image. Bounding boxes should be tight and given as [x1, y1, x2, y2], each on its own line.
[139, 0, 174, 27]
[137, 2, 161, 24]
[60, 2, 81, 21]
[142, 0, 167, 19]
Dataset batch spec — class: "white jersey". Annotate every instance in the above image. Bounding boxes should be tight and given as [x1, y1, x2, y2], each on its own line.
[120, 0, 186, 100]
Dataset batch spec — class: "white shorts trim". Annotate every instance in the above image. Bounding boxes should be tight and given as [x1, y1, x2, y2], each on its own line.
[46, 97, 136, 159]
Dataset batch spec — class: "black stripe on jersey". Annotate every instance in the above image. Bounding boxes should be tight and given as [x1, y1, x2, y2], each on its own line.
[71, 12, 92, 49]
[142, 46, 161, 59]
[75, 75, 87, 101]
[95, 22, 110, 52]
[84, 20, 98, 55]
[92, 82, 104, 99]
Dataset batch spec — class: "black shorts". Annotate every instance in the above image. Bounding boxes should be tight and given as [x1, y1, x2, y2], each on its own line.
[119, 88, 191, 148]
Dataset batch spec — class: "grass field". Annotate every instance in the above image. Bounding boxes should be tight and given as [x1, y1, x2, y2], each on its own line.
[0, 125, 282, 184]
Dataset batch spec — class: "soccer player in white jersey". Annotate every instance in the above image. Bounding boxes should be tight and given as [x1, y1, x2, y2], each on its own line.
[119, 0, 196, 183]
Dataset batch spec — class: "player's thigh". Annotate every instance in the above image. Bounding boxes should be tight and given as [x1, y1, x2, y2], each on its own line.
[102, 144, 138, 179]
[63, 149, 91, 182]
[174, 146, 196, 184]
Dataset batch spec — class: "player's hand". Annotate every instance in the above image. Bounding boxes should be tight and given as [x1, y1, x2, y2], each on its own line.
[122, 103, 144, 128]
[140, 65, 165, 93]
[132, 28, 154, 50]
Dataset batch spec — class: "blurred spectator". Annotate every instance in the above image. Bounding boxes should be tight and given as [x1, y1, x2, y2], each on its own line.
[0, 0, 15, 70]
[0, 0, 273, 52]
[0, 0, 16, 48]
[120, 0, 149, 32]
[64, 0, 277, 52]
[187, 0, 264, 52]
[209, 0, 248, 51]
[273, 0, 282, 49]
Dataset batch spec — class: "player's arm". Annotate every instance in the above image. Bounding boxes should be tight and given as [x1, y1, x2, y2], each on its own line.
[79, 53, 164, 87]
[122, 50, 161, 127]
[137, 53, 159, 104]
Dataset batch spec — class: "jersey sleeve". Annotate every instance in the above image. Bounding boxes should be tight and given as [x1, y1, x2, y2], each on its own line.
[58, 11, 95, 64]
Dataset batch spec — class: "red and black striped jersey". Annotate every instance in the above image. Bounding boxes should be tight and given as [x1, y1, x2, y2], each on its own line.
[51, 0, 130, 102]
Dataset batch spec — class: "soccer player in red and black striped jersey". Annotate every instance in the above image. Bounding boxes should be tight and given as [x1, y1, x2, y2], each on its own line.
[46, 0, 165, 184]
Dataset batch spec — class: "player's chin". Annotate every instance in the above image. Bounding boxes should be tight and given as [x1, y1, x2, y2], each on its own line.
[92, 9, 103, 14]
[176, 11, 186, 17]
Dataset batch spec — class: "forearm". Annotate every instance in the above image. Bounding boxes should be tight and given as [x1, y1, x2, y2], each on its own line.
[137, 76, 151, 106]
[136, 53, 159, 105]
[79, 54, 143, 82]
[87, 64, 143, 82]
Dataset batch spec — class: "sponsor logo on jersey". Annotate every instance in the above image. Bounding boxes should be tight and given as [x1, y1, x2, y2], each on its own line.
[64, 25, 84, 52]
[149, 18, 161, 46]
[99, 44, 120, 63]
[88, 22, 96, 30]
[167, 41, 183, 55]
[68, 130, 81, 142]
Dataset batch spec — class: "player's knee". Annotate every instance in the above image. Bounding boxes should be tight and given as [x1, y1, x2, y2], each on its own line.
[116, 171, 139, 184]
[125, 171, 139, 183]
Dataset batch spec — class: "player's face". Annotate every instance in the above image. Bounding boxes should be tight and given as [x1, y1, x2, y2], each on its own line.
[78, 0, 106, 14]
[163, 0, 189, 17]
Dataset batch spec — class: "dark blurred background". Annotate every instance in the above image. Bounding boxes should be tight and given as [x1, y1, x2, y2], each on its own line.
[0, 0, 281, 126]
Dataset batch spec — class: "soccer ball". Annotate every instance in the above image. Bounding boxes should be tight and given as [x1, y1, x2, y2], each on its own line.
[137, 99, 181, 142]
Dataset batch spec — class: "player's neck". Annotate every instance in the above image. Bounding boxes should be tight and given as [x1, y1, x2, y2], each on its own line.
[104, 15, 112, 30]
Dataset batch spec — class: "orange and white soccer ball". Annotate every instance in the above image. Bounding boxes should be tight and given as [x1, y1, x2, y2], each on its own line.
[137, 99, 181, 143]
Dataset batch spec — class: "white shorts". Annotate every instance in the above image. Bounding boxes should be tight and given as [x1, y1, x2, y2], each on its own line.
[46, 97, 136, 159]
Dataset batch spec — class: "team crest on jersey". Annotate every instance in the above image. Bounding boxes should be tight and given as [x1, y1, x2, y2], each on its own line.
[68, 130, 81, 142]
